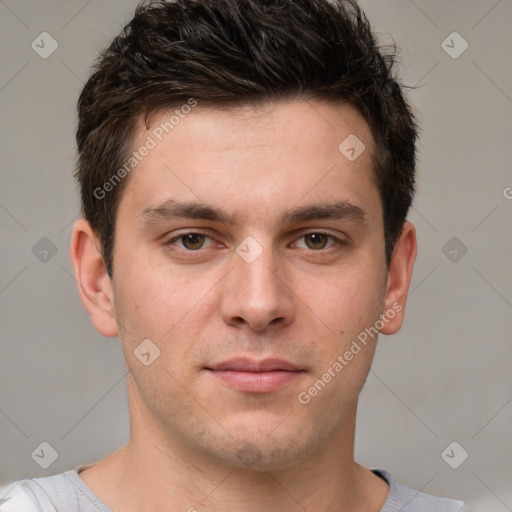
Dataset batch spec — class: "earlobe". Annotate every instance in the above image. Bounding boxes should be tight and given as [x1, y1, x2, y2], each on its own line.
[70, 218, 119, 338]
[380, 221, 417, 336]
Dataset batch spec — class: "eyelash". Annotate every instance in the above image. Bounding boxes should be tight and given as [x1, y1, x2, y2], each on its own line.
[164, 231, 345, 254]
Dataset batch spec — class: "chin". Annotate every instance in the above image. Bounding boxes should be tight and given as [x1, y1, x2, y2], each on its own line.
[200, 423, 326, 472]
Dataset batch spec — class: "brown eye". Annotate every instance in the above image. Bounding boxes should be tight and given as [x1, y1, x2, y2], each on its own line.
[304, 233, 329, 250]
[180, 233, 206, 250]
[292, 232, 342, 252]
[165, 231, 218, 254]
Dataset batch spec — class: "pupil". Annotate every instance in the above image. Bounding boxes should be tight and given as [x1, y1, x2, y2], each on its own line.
[307, 233, 327, 249]
[184, 233, 204, 250]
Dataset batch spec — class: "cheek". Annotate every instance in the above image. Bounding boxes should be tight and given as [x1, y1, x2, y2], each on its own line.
[114, 250, 202, 331]
[112, 256, 218, 372]
[299, 264, 386, 339]
[296, 276, 383, 417]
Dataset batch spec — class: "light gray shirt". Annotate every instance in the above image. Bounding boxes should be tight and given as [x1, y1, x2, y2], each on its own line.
[0, 467, 465, 511]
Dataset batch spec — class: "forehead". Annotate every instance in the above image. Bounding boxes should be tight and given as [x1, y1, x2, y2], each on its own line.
[140, 100, 373, 163]
[119, 99, 380, 226]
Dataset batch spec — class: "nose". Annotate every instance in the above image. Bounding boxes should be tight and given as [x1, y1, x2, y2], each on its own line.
[218, 242, 295, 332]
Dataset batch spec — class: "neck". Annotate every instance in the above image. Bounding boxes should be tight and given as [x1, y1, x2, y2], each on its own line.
[79, 384, 388, 512]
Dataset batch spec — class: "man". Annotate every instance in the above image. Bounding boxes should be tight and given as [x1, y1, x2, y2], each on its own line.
[1, 0, 465, 510]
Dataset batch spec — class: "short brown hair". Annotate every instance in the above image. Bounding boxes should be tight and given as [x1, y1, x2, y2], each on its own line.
[76, 0, 418, 278]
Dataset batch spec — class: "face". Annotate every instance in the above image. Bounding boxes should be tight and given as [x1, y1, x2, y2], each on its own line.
[74, 99, 415, 471]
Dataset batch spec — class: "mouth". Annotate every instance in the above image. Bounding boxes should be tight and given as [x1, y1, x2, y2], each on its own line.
[205, 358, 305, 393]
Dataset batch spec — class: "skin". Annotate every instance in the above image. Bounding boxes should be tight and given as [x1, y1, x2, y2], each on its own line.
[70, 99, 417, 512]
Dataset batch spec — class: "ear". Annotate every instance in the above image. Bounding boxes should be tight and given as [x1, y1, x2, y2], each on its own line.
[70, 218, 118, 338]
[380, 221, 417, 335]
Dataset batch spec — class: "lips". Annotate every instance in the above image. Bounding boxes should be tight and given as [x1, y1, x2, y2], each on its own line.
[206, 358, 304, 393]
[208, 358, 300, 372]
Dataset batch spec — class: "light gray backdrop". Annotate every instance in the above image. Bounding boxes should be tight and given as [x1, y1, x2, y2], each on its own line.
[0, 1, 511, 510]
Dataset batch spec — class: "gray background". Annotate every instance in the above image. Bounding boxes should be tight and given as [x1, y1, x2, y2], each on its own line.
[0, 0, 511, 510]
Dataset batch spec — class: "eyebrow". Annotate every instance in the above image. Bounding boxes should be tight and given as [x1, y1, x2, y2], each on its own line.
[138, 198, 368, 228]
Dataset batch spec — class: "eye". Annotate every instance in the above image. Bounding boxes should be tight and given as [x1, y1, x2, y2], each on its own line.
[166, 232, 216, 251]
[164, 230, 344, 254]
[293, 232, 341, 251]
